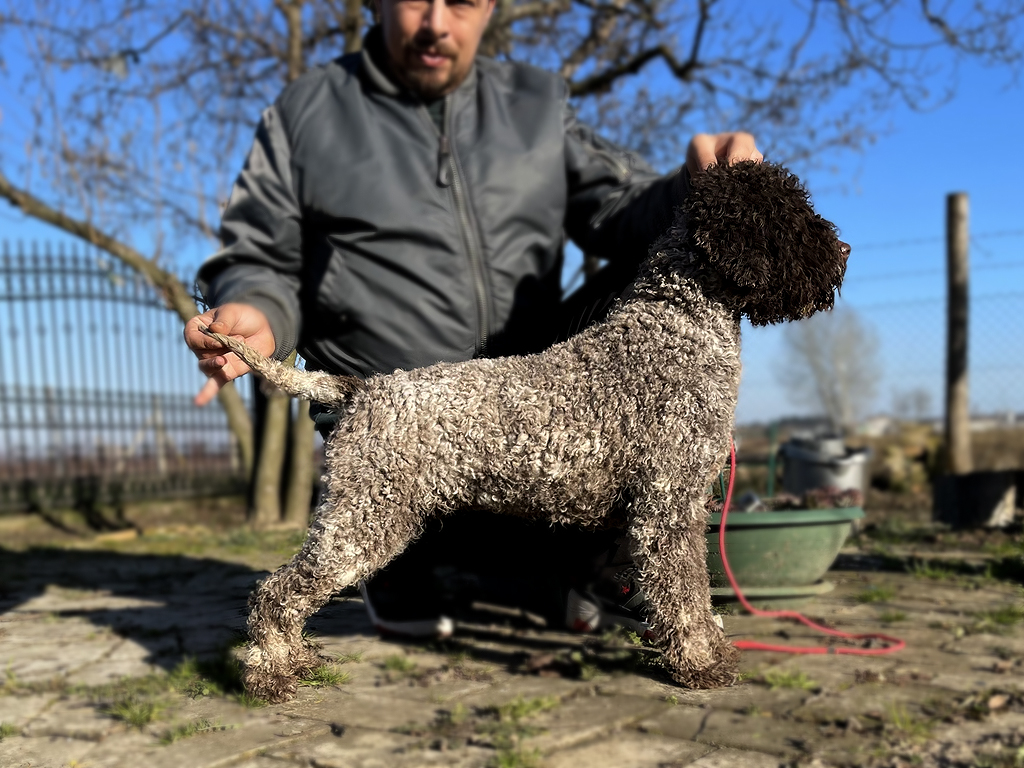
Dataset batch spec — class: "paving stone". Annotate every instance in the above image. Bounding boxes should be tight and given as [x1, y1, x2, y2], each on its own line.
[660, 683, 811, 715]
[455, 676, 587, 711]
[789, 683, 942, 724]
[61, 730, 155, 768]
[230, 757, 305, 768]
[64, 656, 164, 686]
[686, 746, 784, 767]
[695, 708, 822, 757]
[22, 699, 122, 741]
[529, 690, 665, 752]
[636, 704, 709, 740]
[591, 673, 681, 699]
[12, 592, 164, 615]
[543, 730, 712, 767]
[137, 717, 331, 768]
[268, 725, 488, 768]
[283, 690, 471, 733]
[0, 734, 98, 768]
[0, 695, 59, 726]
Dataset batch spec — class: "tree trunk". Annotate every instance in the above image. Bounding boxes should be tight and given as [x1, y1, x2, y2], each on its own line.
[344, 0, 365, 54]
[945, 192, 972, 474]
[282, 399, 317, 527]
[249, 359, 295, 527]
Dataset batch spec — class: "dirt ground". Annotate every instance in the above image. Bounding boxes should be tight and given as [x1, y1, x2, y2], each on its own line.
[2, 497, 1024, 768]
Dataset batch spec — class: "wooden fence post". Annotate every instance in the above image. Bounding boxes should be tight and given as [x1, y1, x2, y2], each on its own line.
[945, 192, 972, 474]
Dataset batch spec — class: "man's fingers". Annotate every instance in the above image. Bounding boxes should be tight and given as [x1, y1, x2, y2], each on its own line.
[198, 354, 229, 374]
[718, 132, 761, 166]
[687, 132, 762, 176]
[195, 376, 223, 407]
[687, 133, 719, 174]
[184, 315, 226, 351]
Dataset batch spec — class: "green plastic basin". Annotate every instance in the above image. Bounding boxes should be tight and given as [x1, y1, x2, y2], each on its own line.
[705, 507, 864, 588]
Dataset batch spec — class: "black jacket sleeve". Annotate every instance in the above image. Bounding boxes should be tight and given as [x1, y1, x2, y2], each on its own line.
[563, 98, 690, 265]
[196, 105, 304, 360]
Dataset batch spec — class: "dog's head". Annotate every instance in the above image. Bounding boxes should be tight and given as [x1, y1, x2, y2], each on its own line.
[679, 161, 847, 326]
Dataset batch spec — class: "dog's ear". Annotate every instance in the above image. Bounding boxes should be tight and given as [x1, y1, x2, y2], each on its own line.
[681, 161, 846, 325]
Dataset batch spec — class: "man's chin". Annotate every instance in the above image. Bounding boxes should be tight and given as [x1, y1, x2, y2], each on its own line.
[409, 77, 455, 100]
[402, 60, 463, 99]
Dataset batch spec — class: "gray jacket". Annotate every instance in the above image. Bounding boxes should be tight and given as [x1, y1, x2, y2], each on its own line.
[198, 27, 688, 379]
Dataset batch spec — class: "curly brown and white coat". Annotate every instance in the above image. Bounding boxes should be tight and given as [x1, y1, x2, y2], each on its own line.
[203, 161, 847, 703]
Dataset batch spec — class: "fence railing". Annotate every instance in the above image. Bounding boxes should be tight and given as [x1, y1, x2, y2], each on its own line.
[0, 240, 248, 513]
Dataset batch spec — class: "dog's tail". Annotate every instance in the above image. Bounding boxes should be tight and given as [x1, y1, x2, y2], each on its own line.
[199, 326, 365, 406]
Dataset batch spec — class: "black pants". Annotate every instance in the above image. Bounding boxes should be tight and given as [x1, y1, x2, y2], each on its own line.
[344, 260, 640, 618]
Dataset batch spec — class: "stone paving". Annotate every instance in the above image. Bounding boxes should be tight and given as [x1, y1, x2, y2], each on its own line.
[2, 514, 1024, 768]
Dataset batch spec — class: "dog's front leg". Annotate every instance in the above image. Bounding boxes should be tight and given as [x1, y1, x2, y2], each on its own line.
[242, 523, 345, 703]
[628, 492, 739, 688]
[243, 486, 426, 702]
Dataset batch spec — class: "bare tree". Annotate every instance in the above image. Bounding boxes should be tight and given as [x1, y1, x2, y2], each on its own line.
[892, 387, 934, 422]
[0, 0, 1021, 516]
[775, 305, 882, 433]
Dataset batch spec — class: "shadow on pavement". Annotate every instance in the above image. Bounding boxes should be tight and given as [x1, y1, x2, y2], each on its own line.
[0, 546, 372, 677]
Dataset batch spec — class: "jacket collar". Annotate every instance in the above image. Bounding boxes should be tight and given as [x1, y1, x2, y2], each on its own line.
[359, 25, 478, 100]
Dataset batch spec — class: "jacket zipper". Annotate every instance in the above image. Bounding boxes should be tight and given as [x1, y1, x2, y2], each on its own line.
[434, 96, 490, 355]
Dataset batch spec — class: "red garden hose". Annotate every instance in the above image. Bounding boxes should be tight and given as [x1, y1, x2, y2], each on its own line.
[719, 442, 905, 656]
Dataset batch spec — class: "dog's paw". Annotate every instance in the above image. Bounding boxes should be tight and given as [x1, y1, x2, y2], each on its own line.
[243, 669, 298, 704]
[665, 642, 741, 689]
[242, 642, 319, 703]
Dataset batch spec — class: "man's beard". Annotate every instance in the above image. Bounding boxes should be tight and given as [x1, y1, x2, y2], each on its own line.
[401, 33, 462, 99]
[402, 64, 459, 100]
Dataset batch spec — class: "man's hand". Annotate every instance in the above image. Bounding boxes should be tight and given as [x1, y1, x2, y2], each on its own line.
[184, 303, 276, 406]
[685, 132, 763, 176]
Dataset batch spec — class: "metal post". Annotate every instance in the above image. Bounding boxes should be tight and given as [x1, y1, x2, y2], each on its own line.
[945, 192, 972, 474]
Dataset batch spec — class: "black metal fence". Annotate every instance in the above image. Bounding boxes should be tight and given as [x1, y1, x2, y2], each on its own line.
[0, 240, 248, 513]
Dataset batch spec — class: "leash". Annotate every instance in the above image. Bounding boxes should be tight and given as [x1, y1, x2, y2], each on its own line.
[719, 442, 905, 656]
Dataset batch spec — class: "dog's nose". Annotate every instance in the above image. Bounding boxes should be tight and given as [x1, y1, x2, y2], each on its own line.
[839, 241, 851, 261]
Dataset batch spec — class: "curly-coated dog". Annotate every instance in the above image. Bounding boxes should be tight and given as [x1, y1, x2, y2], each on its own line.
[202, 161, 848, 703]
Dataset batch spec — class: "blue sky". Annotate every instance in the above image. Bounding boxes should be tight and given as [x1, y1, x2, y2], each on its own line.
[731, 57, 1024, 424]
[2, 10, 1022, 425]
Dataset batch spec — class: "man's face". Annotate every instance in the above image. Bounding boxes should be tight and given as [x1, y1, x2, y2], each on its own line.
[376, 0, 495, 100]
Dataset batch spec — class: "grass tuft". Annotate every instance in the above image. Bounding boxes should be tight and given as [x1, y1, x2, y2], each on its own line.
[762, 669, 818, 691]
[887, 702, 932, 741]
[160, 718, 228, 744]
[491, 695, 560, 723]
[971, 605, 1024, 635]
[104, 695, 157, 728]
[169, 652, 244, 699]
[299, 664, 351, 688]
[0, 722, 19, 741]
[381, 653, 419, 682]
[234, 690, 268, 709]
[483, 696, 560, 768]
[910, 560, 958, 581]
[856, 584, 896, 603]
[880, 610, 908, 623]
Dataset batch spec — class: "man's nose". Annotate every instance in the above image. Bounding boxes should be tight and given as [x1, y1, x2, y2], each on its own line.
[425, 0, 450, 35]
[840, 241, 851, 261]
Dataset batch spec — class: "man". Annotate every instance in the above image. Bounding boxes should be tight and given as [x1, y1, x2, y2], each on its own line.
[185, 0, 761, 636]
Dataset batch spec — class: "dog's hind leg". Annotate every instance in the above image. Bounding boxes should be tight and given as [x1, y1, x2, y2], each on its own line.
[627, 490, 739, 689]
[243, 489, 427, 703]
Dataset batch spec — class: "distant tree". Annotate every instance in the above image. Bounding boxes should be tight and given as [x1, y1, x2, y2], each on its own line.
[775, 305, 882, 433]
[892, 387, 934, 422]
[1, 0, 1022, 515]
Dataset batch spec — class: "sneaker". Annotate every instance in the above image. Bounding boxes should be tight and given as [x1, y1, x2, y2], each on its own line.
[359, 580, 455, 639]
[565, 585, 724, 637]
[565, 561, 655, 638]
